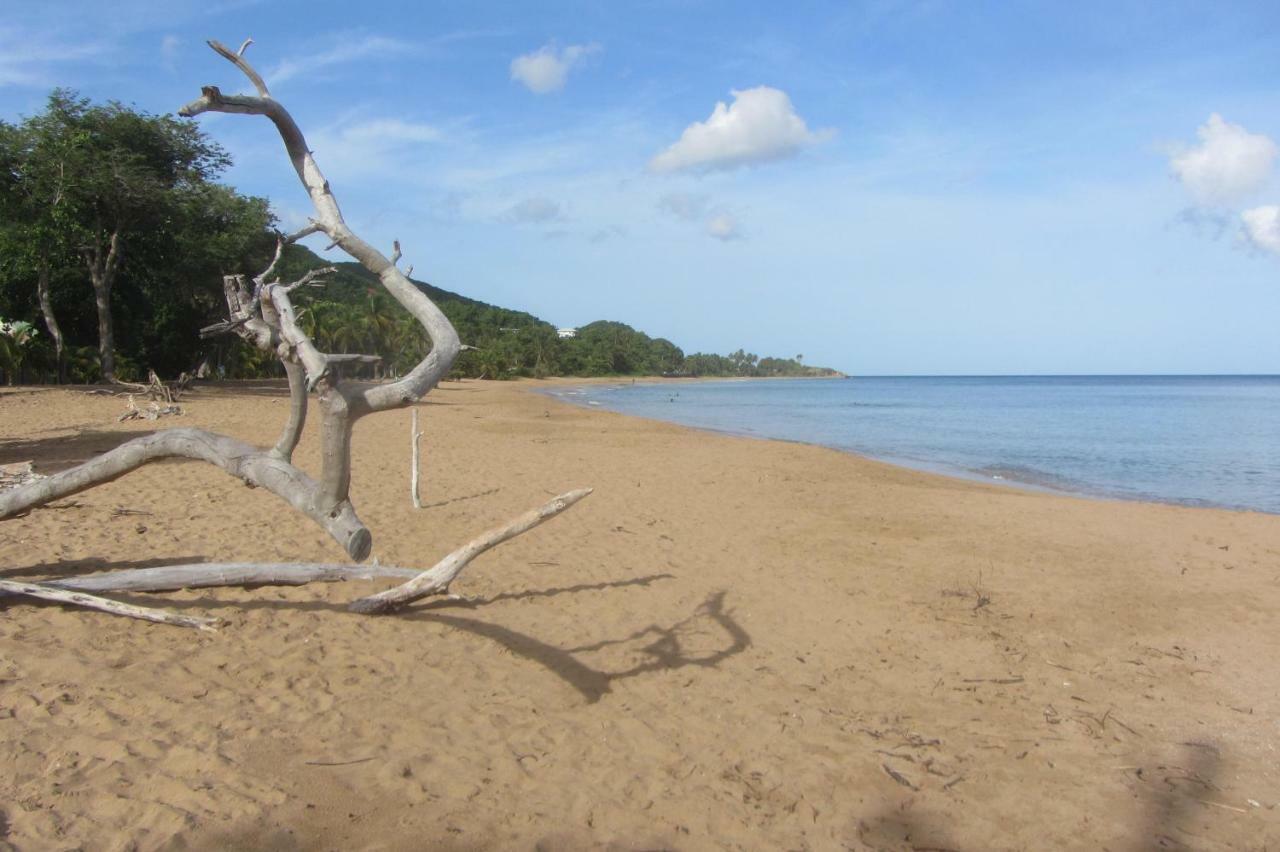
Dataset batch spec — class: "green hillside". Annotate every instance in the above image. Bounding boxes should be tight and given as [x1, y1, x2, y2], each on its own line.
[265, 244, 841, 381]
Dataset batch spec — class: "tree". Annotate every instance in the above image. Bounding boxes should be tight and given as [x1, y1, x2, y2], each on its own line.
[0, 90, 269, 382]
[0, 100, 81, 379]
[0, 40, 590, 627]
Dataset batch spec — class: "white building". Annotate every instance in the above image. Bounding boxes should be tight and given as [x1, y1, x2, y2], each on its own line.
[556, 328, 577, 339]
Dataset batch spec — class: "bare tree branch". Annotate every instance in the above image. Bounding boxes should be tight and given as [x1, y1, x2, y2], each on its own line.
[0, 579, 218, 630]
[0, 428, 371, 559]
[32, 562, 421, 593]
[349, 488, 592, 614]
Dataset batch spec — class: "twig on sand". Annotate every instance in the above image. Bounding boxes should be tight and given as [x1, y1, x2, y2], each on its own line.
[882, 763, 919, 791]
[1198, 800, 1248, 814]
[304, 756, 376, 767]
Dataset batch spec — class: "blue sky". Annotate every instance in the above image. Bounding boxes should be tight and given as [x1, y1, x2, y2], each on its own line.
[5, 1, 1280, 374]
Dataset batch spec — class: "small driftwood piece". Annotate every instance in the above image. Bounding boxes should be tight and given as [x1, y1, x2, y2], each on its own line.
[350, 488, 592, 614]
[410, 407, 423, 509]
[117, 395, 183, 422]
[0, 579, 218, 630]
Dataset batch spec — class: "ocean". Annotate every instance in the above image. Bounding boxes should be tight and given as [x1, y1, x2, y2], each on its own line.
[545, 375, 1280, 514]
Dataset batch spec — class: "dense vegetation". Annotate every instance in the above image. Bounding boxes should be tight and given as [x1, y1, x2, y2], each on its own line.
[0, 92, 841, 384]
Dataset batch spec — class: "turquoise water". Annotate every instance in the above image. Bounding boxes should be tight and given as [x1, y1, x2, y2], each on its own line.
[546, 376, 1280, 514]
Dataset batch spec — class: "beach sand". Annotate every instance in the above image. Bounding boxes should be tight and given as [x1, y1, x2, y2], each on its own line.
[0, 379, 1277, 850]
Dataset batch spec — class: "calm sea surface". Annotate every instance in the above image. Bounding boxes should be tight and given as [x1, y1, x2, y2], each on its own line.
[545, 376, 1280, 514]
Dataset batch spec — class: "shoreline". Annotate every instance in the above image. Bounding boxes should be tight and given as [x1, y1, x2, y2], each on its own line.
[1, 381, 1278, 848]
[529, 376, 1280, 519]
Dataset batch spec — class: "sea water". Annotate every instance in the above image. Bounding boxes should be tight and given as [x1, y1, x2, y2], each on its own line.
[546, 376, 1280, 514]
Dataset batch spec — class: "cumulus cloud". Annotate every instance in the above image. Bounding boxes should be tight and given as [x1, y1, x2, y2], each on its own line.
[658, 192, 708, 221]
[1241, 205, 1280, 255]
[707, 213, 741, 241]
[510, 42, 600, 94]
[650, 86, 831, 174]
[505, 196, 563, 224]
[1171, 114, 1277, 206]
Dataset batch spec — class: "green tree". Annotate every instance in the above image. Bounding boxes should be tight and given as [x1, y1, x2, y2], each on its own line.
[0, 90, 271, 381]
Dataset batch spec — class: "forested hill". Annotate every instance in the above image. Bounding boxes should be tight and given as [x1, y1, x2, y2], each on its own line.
[272, 243, 843, 381]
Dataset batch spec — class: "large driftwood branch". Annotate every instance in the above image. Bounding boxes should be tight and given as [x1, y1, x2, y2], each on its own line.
[178, 40, 461, 412]
[272, 359, 308, 461]
[0, 428, 371, 559]
[0, 579, 218, 630]
[37, 562, 421, 593]
[0, 40, 464, 562]
[0, 40, 596, 634]
[349, 488, 593, 614]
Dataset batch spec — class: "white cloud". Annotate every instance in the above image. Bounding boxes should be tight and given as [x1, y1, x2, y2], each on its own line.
[659, 192, 708, 221]
[1241, 205, 1280, 255]
[0, 26, 107, 87]
[338, 118, 441, 146]
[160, 34, 181, 70]
[505, 196, 563, 224]
[1171, 114, 1277, 206]
[707, 212, 742, 241]
[650, 86, 831, 174]
[510, 42, 600, 94]
[267, 35, 410, 86]
[307, 117, 443, 180]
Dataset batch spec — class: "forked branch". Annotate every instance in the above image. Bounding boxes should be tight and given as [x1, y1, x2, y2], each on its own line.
[0, 39, 595, 630]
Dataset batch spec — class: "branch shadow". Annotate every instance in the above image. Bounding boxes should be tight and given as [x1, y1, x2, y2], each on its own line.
[1135, 741, 1225, 849]
[0, 429, 158, 473]
[2, 562, 745, 706]
[850, 741, 1227, 851]
[418, 487, 500, 510]
[0, 555, 211, 580]
[408, 590, 750, 704]
[417, 573, 675, 609]
[68, 572, 677, 616]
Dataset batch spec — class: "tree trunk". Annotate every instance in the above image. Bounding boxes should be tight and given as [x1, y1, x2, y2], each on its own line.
[83, 229, 121, 383]
[36, 256, 66, 383]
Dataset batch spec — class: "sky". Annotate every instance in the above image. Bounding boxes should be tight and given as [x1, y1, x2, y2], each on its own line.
[5, 1, 1280, 375]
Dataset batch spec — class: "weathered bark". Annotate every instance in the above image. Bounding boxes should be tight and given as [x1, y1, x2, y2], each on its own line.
[272, 359, 307, 461]
[349, 488, 592, 614]
[35, 256, 65, 382]
[178, 41, 462, 413]
[0, 579, 218, 630]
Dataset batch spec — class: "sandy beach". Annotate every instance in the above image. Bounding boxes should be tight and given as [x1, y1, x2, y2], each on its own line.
[1, 378, 1277, 850]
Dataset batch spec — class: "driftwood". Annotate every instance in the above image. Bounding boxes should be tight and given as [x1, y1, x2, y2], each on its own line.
[40, 562, 422, 593]
[411, 407, 424, 509]
[0, 41, 463, 560]
[0, 579, 218, 630]
[350, 488, 592, 613]
[0, 39, 593, 629]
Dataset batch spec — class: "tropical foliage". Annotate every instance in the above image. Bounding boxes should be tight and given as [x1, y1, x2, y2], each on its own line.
[0, 91, 841, 384]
